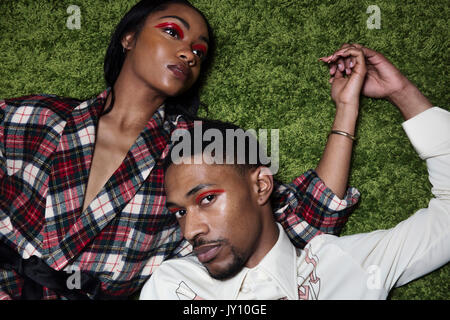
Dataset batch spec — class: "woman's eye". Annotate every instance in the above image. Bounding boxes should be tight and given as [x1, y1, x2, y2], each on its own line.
[192, 45, 207, 61]
[154, 22, 184, 39]
[164, 28, 179, 39]
[192, 49, 204, 59]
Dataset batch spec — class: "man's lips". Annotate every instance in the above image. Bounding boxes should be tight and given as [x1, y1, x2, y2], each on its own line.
[167, 63, 190, 81]
[194, 243, 222, 264]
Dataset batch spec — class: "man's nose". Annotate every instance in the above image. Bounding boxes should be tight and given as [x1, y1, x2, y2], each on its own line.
[183, 209, 208, 242]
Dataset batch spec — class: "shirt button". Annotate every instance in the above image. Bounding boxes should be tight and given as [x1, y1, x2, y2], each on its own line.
[241, 283, 251, 293]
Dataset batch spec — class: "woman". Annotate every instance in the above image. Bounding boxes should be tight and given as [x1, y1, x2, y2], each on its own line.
[0, 0, 360, 299]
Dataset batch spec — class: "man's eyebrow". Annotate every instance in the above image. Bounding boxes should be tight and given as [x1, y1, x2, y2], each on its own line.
[186, 184, 215, 198]
[158, 15, 209, 44]
[165, 184, 216, 208]
[165, 201, 178, 208]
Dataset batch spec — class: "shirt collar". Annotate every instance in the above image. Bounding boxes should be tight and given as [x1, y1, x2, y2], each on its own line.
[72, 88, 110, 117]
[222, 223, 298, 300]
[73, 88, 166, 123]
[254, 223, 298, 299]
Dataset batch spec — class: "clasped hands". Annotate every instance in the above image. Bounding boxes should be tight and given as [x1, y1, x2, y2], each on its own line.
[319, 43, 411, 110]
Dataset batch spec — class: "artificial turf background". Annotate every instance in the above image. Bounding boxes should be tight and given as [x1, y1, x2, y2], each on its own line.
[0, 0, 448, 299]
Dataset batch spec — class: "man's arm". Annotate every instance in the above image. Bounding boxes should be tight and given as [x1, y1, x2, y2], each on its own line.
[335, 107, 450, 290]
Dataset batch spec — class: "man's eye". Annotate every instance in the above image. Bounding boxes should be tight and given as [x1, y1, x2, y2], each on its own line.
[174, 209, 187, 219]
[169, 207, 186, 219]
[200, 194, 215, 205]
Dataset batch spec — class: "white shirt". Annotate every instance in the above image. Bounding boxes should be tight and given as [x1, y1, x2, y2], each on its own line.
[140, 107, 450, 300]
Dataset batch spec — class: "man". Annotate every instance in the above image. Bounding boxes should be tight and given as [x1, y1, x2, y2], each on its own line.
[140, 46, 450, 299]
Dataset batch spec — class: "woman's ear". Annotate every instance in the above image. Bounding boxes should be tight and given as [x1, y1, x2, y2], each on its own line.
[250, 166, 273, 206]
[121, 32, 136, 52]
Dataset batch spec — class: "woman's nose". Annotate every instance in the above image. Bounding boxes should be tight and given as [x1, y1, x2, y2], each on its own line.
[177, 47, 196, 67]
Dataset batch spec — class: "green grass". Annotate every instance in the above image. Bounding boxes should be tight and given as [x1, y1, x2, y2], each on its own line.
[1, 0, 448, 300]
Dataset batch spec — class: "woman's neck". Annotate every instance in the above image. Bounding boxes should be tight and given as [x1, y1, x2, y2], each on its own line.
[105, 67, 167, 132]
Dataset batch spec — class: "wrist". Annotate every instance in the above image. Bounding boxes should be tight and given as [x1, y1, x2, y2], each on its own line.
[335, 102, 359, 117]
[332, 106, 358, 135]
[387, 80, 433, 120]
[386, 77, 413, 104]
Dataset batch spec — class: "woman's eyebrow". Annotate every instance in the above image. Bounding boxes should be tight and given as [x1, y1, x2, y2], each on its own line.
[158, 15, 190, 29]
[199, 35, 209, 45]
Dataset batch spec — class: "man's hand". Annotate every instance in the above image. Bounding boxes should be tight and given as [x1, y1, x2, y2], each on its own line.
[320, 44, 433, 120]
[321, 43, 407, 99]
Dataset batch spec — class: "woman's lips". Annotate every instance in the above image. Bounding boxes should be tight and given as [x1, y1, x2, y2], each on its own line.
[194, 243, 222, 264]
[167, 63, 190, 81]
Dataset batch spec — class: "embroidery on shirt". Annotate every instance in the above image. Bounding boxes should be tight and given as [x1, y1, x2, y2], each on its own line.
[176, 281, 204, 300]
[297, 247, 321, 300]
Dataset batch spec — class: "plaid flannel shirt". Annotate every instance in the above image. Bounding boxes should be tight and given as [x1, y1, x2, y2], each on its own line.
[0, 89, 360, 299]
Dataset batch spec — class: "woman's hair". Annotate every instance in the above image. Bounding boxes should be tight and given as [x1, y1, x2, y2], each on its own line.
[103, 0, 215, 118]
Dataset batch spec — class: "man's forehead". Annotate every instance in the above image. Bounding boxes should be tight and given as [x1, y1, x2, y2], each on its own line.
[165, 162, 240, 194]
[167, 162, 233, 181]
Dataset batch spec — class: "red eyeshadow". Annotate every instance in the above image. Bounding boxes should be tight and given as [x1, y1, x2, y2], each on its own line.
[168, 207, 184, 214]
[154, 22, 184, 39]
[192, 44, 207, 55]
[195, 189, 225, 204]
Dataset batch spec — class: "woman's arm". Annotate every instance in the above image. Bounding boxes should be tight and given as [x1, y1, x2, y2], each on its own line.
[0, 101, 6, 180]
[315, 105, 358, 199]
[315, 46, 367, 198]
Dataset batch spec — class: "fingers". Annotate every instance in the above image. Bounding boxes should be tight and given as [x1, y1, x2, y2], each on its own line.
[339, 44, 353, 75]
[343, 44, 357, 75]
[332, 48, 366, 76]
[329, 67, 344, 83]
[320, 44, 366, 76]
[320, 43, 353, 76]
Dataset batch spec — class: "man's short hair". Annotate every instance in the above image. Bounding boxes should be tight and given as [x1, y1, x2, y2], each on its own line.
[163, 119, 271, 175]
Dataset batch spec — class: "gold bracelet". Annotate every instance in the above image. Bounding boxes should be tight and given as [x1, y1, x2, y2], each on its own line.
[329, 130, 356, 141]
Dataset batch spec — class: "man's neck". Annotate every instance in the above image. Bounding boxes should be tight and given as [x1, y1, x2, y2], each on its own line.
[245, 212, 280, 269]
